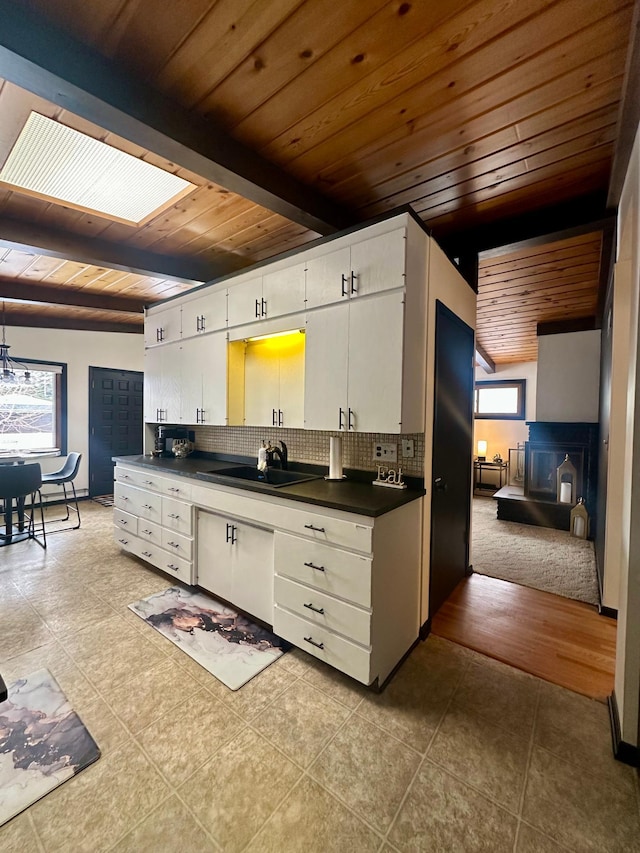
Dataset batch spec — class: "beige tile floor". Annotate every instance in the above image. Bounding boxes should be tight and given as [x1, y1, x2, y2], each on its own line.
[0, 502, 639, 852]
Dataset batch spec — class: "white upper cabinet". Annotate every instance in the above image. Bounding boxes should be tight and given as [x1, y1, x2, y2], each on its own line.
[144, 304, 182, 347]
[243, 332, 305, 428]
[144, 342, 182, 423]
[262, 259, 306, 319]
[181, 287, 227, 339]
[180, 332, 228, 426]
[305, 227, 406, 309]
[227, 274, 264, 327]
[304, 292, 404, 433]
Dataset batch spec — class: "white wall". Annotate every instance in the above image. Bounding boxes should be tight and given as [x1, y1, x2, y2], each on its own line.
[610, 124, 640, 750]
[536, 331, 601, 422]
[7, 326, 144, 494]
[473, 361, 537, 464]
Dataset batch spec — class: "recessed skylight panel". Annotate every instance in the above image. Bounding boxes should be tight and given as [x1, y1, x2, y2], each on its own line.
[0, 112, 194, 224]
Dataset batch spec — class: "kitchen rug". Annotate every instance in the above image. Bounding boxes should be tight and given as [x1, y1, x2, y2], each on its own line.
[129, 586, 289, 691]
[0, 669, 100, 827]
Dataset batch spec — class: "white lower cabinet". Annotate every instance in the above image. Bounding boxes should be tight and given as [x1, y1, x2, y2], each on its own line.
[113, 467, 194, 585]
[196, 510, 274, 625]
[114, 463, 422, 687]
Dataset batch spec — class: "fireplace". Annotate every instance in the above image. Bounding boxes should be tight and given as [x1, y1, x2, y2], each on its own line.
[496, 422, 598, 532]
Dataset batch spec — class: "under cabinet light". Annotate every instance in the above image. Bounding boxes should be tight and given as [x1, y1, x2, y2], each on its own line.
[0, 112, 195, 224]
[245, 329, 305, 342]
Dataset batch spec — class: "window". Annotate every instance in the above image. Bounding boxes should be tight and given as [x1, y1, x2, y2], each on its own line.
[474, 379, 526, 420]
[0, 359, 67, 452]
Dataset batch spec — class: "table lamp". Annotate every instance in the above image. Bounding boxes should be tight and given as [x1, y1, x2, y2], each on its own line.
[477, 440, 487, 461]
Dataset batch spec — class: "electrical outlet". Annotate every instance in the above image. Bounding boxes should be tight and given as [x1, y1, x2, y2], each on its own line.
[373, 442, 397, 463]
[401, 439, 415, 458]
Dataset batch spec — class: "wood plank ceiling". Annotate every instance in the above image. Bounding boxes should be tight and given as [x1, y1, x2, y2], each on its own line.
[0, 0, 635, 357]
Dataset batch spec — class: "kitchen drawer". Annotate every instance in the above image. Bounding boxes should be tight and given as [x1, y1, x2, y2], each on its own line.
[115, 467, 164, 492]
[162, 496, 192, 535]
[160, 477, 192, 501]
[113, 508, 138, 535]
[273, 605, 372, 685]
[274, 575, 371, 646]
[161, 528, 193, 561]
[152, 550, 193, 586]
[114, 482, 140, 513]
[136, 490, 163, 522]
[137, 519, 163, 545]
[275, 505, 372, 553]
[113, 526, 138, 554]
[274, 532, 372, 608]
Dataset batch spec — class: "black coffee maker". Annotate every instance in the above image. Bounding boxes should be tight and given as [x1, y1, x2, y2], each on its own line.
[154, 425, 193, 457]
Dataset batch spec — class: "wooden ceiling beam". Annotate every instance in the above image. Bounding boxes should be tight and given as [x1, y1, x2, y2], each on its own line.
[0, 279, 144, 313]
[3, 310, 142, 334]
[0, 217, 213, 285]
[475, 343, 495, 374]
[0, 1, 353, 238]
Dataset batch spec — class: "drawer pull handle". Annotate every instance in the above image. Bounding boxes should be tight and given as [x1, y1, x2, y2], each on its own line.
[167, 564, 179, 572]
[142, 551, 152, 558]
[304, 603, 325, 615]
[168, 541, 179, 548]
[118, 538, 128, 545]
[142, 504, 153, 510]
[142, 529, 151, 535]
[119, 519, 127, 525]
[143, 480, 153, 485]
[168, 513, 180, 519]
[168, 487, 180, 492]
[303, 561, 325, 572]
[304, 524, 325, 533]
[121, 496, 129, 501]
[304, 636, 324, 650]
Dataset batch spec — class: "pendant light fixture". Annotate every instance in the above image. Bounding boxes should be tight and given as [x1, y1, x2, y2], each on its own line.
[0, 302, 31, 383]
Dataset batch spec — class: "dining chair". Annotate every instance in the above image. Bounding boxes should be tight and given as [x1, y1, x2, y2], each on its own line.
[0, 462, 46, 549]
[41, 452, 82, 532]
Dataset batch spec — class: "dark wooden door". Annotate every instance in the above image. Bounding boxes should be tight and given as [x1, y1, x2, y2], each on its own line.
[429, 300, 475, 618]
[89, 367, 143, 497]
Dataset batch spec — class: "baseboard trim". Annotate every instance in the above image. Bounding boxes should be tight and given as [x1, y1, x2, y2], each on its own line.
[608, 692, 640, 766]
[599, 603, 618, 619]
[420, 618, 431, 640]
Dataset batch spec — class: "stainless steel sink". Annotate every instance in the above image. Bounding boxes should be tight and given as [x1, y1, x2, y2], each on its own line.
[201, 465, 321, 488]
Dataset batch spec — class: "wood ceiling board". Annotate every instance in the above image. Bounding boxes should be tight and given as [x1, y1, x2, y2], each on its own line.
[257, 2, 629, 178]
[317, 66, 623, 203]
[0, 248, 40, 277]
[199, 0, 392, 128]
[241, 0, 562, 158]
[356, 107, 619, 214]
[478, 265, 602, 294]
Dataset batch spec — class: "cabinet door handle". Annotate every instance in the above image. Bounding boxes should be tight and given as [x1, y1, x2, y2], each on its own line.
[196, 316, 201, 332]
[348, 408, 354, 430]
[255, 299, 260, 318]
[200, 408, 206, 423]
[303, 602, 325, 615]
[341, 273, 348, 297]
[231, 525, 237, 544]
[156, 327, 164, 342]
[278, 409, 283, 427]
[199, 314, 206, 332]
[272, 408, 277, 426]
[350, 271, 357, 294]
[261, 298, 267, 317]
[304, 561, 325, 572]
[303, 636, 324, 650]
[338, 407, 345, 430]
[304, 524, 325, 533]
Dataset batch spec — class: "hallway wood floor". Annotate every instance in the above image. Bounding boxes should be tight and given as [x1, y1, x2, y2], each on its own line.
[431, 574, 617, 701]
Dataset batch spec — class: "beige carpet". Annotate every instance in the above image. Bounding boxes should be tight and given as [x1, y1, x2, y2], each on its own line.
[471, 497, 600, 606]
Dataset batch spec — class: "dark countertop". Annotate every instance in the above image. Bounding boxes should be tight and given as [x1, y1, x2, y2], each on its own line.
[113, 453, 425, 518]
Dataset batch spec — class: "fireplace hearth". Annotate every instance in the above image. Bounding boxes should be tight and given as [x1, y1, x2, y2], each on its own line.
[495, 422, 598, 533]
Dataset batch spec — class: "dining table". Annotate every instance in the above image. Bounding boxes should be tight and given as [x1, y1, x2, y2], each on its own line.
[0, 451, 58, 544]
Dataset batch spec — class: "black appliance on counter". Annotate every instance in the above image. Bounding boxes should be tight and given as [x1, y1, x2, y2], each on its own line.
[154, 425, 195, 457]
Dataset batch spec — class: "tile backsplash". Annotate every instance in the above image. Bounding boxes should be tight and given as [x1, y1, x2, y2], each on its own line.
[193, 426, 424, 476]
